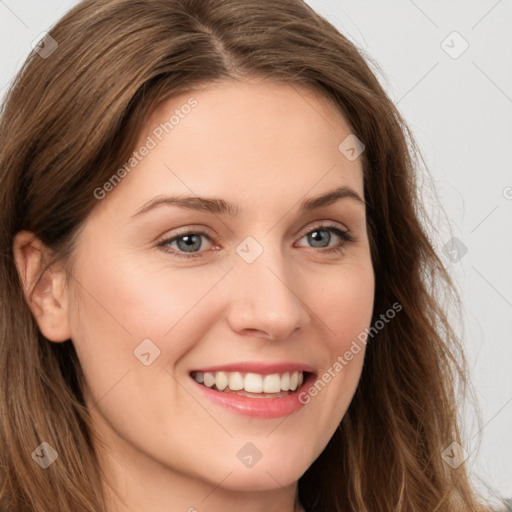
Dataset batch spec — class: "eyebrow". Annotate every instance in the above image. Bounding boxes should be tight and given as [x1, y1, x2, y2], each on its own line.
[131, 185, 365, 219]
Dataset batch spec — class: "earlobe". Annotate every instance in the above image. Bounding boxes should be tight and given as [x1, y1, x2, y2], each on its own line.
[12, 230, 72, 343]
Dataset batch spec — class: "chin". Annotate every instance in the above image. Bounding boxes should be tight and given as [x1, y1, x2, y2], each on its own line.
[216, 464, 306, 493]
[210, 447, 312, 492]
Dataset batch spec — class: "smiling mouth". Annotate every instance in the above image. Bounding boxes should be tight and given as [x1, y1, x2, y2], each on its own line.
[190, 370, 308, 398]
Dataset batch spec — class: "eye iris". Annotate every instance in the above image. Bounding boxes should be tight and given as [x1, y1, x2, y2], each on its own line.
[308, 230, 330, 248]
[177, 234, 202, 252]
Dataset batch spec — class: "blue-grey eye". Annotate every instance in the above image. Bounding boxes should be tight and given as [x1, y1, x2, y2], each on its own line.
[174, 233, 204, 252]
[307, 229, 332, 248]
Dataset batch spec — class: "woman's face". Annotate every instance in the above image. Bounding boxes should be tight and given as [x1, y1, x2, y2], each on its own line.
[60, 80, 374, 499]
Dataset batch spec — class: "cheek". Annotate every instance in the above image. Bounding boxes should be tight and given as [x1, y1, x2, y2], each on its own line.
[297, 260, 374, 436]
[66, 254, 231, 446]
[67, 250, 229, 370]
[305, 259, 375, 349]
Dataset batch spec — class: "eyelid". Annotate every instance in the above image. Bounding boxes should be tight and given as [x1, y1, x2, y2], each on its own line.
[296, 221, 352, 240]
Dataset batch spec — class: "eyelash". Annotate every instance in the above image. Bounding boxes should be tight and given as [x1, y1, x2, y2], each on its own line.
[157, 224, 355, 260]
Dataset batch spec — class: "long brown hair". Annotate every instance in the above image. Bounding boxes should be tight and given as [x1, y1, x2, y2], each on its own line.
[0, 0, 488, 510]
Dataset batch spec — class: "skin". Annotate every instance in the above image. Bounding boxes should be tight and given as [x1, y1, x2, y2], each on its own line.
[14, 79, 375, 512]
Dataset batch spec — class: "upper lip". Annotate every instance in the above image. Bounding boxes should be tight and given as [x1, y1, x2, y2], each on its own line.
[189, 361, 316, 376]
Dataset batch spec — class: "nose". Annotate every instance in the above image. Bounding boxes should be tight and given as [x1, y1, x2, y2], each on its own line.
[226, 247, 311, 341]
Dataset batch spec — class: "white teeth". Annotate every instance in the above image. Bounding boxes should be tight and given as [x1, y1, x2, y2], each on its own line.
[192, 370, 306, 394]
[281, 372, 290, 391]
[204, 372, 215, 388]
[229, 371, 244, 390]
[244, 373, 263, 393]
[215, 371, 228, 391]
[290, 371, 298, 391]
[263, 374, 282, 393]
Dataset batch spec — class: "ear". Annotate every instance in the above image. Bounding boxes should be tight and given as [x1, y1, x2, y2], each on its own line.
[13, 230, 72, 343]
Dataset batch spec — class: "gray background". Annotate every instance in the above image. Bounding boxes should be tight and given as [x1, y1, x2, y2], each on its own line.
[1, 0, 511, 506]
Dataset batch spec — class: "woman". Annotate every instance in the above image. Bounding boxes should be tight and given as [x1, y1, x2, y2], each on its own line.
[0, 0, 488, 510]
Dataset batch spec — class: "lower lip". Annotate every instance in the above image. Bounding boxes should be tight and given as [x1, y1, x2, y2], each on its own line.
[191, 373, 315, 418]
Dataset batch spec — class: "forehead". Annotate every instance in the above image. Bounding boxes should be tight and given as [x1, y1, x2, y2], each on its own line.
[143, 79, 354, 156]
[91, 79, 364, 221]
